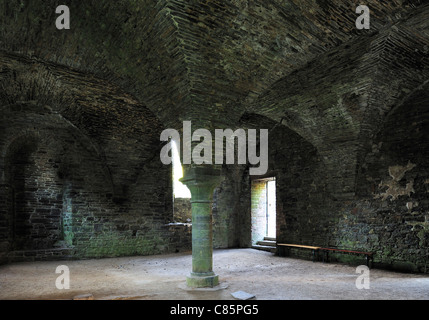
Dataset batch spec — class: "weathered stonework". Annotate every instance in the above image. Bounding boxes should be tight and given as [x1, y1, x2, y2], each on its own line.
[375, 162, 416, 201]
[0, 54, 177, 263]
[173, 198, 192, 223]
[0, 1, 428, 274]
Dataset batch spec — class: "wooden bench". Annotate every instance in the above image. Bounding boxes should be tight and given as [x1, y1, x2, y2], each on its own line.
[277, 244, 321, 262]
[320, 247, 374, 268]
[277, 243, 374, 268]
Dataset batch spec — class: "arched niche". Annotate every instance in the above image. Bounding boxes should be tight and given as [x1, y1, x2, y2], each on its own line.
[4, 132, 65, 251]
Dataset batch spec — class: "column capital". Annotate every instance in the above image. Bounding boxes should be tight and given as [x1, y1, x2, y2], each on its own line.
[180, 165, 224, 202]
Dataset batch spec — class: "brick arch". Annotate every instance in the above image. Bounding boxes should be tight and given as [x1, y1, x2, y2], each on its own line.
[356, 81, 429, 198]
[1, 130, 39, 182]
[0, 103, 114, 192]
[3, 131, 65, 251]
[235, 112, 332, 247]
[0, 53, 168, 200]
[0, 108, 117, 257]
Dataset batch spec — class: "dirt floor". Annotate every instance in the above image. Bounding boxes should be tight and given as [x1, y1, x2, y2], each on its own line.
[0, 248, 428, 300]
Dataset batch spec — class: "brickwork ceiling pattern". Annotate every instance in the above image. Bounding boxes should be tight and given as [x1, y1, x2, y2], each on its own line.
[0, 0, 427, 133]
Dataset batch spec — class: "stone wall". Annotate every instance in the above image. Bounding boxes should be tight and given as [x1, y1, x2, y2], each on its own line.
[233, 106, 428, 272]
[0, 1, 427, 274]
[0, 55, 179, 264]
[0, 107, 175, 263]
[266, 120, 333, 256]
[173, 198, 191, 223]
[346, 85, 429, 272]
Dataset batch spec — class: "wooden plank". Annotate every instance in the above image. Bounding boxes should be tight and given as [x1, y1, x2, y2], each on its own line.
[277, 243, 321, 250]
[320, 248, 373, 255]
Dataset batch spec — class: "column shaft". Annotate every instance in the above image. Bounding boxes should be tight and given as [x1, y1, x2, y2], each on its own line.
[180, 166, 223, 288]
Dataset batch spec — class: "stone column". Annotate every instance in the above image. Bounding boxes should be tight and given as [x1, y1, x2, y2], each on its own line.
[180, 166, 223, 288]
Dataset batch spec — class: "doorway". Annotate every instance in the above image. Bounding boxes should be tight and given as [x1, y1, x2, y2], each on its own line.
[266, 179, 276, 238]
[251, 178, 276, 248]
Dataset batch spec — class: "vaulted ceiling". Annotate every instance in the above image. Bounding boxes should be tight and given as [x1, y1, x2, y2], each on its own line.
[1, 0, 426, 129]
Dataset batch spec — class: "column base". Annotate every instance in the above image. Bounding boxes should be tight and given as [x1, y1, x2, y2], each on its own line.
[186, 272, 219, 288]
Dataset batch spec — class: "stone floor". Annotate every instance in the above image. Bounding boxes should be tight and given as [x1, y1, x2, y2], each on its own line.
[0, 248, 428, 300]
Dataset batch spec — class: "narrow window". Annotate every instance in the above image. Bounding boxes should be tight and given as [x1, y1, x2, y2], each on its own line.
[171, 140, 191, 199]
